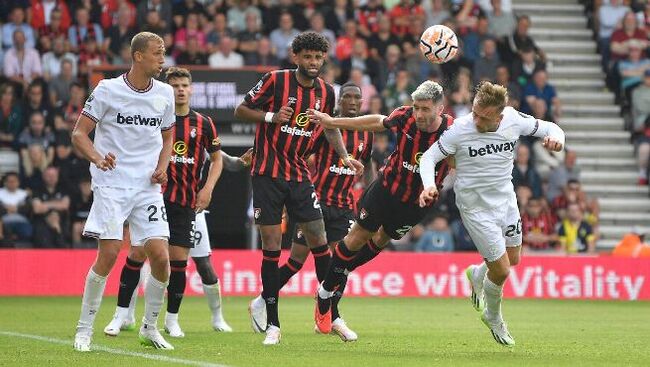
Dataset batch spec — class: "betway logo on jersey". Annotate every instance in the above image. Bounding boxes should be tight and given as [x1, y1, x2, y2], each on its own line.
[280, 124, 312, 137]
[329, 165, 356, 176]
[468, 141, 516, 157]
[116, 113, 162, 127]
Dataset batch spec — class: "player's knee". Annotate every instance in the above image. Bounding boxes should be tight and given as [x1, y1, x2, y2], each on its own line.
[128, 247, 147, 263]
[509, 253, 521, 266]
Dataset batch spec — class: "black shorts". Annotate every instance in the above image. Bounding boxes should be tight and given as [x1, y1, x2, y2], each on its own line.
[252, 175, 323, 225]
[356, 179, 428, 240]
[165, 200, 196, 248]
[293, 202, 355, 246]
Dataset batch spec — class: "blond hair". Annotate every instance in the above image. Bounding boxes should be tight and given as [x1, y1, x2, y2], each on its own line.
[474, 81, 508, 112]
[130, 32, 164, 57]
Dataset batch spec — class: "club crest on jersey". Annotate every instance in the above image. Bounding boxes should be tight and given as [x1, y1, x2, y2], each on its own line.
[314, 99, 321, 111]
[296, 229, 303, 239]
[254, 208, 261, 219]
[359, 208, 368, 220]
[190, 128, 197, 138]
[358, 143, 364, 152]
[212, 137, 221, 146]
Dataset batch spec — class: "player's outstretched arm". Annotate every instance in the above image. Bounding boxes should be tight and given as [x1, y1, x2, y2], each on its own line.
[519, 112, 566, 152]
[308, 109, 388, 132]
[234, 102, 293, 124]
[322, 127, 364, 176]
[72, 114, 115, 171]
[418, 143, 447, 207]
[222, 148, 253, 172]
[196, 150, 223, 213]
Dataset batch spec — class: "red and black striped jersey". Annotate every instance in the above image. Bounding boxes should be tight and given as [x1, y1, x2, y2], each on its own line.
[307, 125, 373, 210]
[380, 106, 453, 204]
[522, 211, 557, 250]
[163, 110, 221, 208]
[243, 69, 335, 182]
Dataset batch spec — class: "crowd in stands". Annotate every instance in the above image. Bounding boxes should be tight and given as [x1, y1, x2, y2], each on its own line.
[0, 0, 597, 254]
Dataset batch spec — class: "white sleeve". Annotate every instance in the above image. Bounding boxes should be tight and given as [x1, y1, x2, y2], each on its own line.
[515, 109, 566, 147]
[161, 86, 175, 131]
[82, 81, 108, 123]
[420, 126, 458, 188]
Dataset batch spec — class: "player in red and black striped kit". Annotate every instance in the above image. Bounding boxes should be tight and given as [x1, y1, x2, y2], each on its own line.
[234, 32, 364, 345]
[308, 80, 454, 336]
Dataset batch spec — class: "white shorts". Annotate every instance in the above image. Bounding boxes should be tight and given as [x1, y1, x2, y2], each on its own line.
[189, 210, 211, 258]
[83, 187, 170, 246]
[460, 196, 522, 262]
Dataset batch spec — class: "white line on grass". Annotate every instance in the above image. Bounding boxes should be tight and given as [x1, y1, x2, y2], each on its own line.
[0, 330, 231, 367]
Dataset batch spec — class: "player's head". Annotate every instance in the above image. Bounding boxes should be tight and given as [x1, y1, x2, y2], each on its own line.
[567, 202, 583, 222]
[165, 67, 192, 107]
[410, 80, 444, 132]
[130, 32, 165, 78]
[291, 32, 329, 80]
[338, 82, 362, 118]
[472, 81, 508, 133]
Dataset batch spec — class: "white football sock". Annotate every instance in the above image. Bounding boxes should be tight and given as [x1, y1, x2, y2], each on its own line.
[142, 275, 167, 327]
[77, 269, 107, 332]
[473, 262, 488, 290]
[203, 282, 223, 320]
[483, 276, 504, 320]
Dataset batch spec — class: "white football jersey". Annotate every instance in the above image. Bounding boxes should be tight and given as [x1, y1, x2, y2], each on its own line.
[421, 106, 565, 212]
[81, 74, 175, 190]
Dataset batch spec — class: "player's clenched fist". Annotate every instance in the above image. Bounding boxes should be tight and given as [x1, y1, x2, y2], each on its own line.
[151, 169, 167, 185]
[542, 136, 563, 152]
[418, 186, 439, 208]
[94, 152, 116, 171]
[272, 106, 294, 124]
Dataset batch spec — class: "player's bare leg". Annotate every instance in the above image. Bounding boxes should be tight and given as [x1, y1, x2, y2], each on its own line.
[138, 238, 174, 350]
[481, 251, 515, 347]
[164, 245, 190, 338]
[75, 239, 122, 351]
[254, 224, 282, 345]
[104, 246, 146, 336]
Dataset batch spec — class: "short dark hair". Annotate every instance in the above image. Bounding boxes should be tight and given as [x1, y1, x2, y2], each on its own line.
[291, 31, 329, 54]
[339, 82, 361, 96]
[567, 178, 581, 186]
[165, 67, 192, 83]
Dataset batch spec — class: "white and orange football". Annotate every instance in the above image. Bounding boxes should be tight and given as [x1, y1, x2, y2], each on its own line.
[419, 25, 459, 64]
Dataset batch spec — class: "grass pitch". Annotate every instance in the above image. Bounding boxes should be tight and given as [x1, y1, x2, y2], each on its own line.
[0, 296, 648, 366]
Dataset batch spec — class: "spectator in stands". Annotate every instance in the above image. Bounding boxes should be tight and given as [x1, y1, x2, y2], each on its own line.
[349, 68, 378, 113]
[383, 69, 416, 111]
[174, 12, 207, 54]
[136, 0, 172, 33]
[487, 0, 515, 38]
[264, 0, 309, 33]
[511, 45, 544, 88]
[390, 0, 426, 38]
[0, 172, 32, 242]
[68, 7, 103, 53]
[78, 36, 106, 77]
[340, 38, 380, 88]
[21, 144, 47, 192]
[462, 15, 491, 63]
[424, 0, 451, 28]
[173, 0, 209, 29]
[377, 44, 403, 92]
[2, 7, 35, 49]
[368, 15, 400, 62]
[414, 215, 455, 252]
[324, 0, 353, 36]
[31, 166, 69, 248]
[103, 5, 136, 62]
[597, 0, 629, 71]
[558, 203, 596, 254]
[140, 9, 168, 36]
[335, 19, 358, 62]
[244, 36, 279, 67]
[70, 176, 93, 247]
[31, 1, 72, 34]
[308, 12, 336, 59]
[112, 42, 132, 66]
[553, 179, 600, 227]
[49, 59, 76, 107]
[206, 13, 233, 54]
[473, 37, 500, 84]
[55, 139, 89, 189]
[521, 196, 558, 252]
[515, 184, 533, 210]
[60, 82, 85, 130]
[4, 30, 43, 86]
[19, 111, 55, 165]
[41, 35, 77, 80]
[452, 0, 486, 35]
[618, 40, 650, 98]
[176, 35, 208, 65]
[36, 7, 70, 42]
[358, 0, 386, 37]
[228, 0, 261, 34]
[496, 64, 521, 108]
[368, 95, 387, 116]
[209, 36, 244, 69]
[610, 11, 648, 64]
[523, 69, 561, 121]
[371, 132, 391, 172]
[632, 70, 650, 185]
[449, 67, 473, 116]
[547, 150, 580, 202]
[451, 219, 477, 252]
[0, 83, 24, 149]
[236, 11, 263, 63]
[499, 14, 545, 67]
[270, 12, 300, 61]
[512, 143, 543, 198]
[22, 81, 54, 130]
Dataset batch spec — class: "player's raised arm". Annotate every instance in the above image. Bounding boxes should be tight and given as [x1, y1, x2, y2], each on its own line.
[419, 127, 458, 207]
[516, 109, 566, 152]
[308, 109, 388, 132]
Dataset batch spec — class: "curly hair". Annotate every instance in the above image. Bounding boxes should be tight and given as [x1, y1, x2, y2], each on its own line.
[291, 31, 329, 54]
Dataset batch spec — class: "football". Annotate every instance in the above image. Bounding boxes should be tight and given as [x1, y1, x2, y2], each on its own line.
[419, 24, 459, 64]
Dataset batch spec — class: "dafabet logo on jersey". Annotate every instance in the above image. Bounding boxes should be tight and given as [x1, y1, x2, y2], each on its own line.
[171, 141, 195, 164]
[281, 112, 312, 137]
[116, 113, 162, 127]
[402, 152, 423, 173]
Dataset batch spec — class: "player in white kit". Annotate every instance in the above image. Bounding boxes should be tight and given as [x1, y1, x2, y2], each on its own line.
[419, 82, 565, 346]
[72, 32, 176, 351]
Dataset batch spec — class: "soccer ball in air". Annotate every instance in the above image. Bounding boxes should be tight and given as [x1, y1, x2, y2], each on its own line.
[419, 25, 459, 64]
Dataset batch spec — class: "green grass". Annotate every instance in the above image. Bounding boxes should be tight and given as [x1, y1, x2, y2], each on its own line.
[0, 296, 648, 366]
